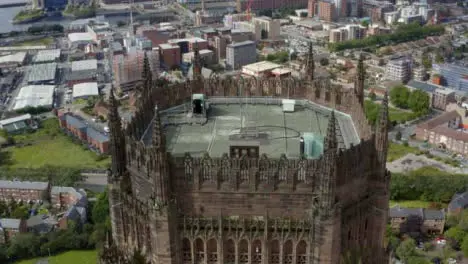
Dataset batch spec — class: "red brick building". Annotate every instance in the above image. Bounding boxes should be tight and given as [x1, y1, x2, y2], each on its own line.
[0, 181, 50, 202]
[319, 1, 336, 22]
[0, 218, 27, 244]
[58, 113, 109, 153]
[415, 111, 468, 155]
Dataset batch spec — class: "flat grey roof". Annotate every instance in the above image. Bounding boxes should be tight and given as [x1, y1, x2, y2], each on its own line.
[0, 218, 21, 229]
[141, 98, 360, 158]
[33, 49, 60, 63]
[28, 63, 57, 83]
[0, 180, 48, 190]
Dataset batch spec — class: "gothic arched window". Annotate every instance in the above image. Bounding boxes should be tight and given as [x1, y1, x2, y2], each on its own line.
[278, 155, 288, 181]
[297, 160, 307, 182]
[184, 155, 193, 182]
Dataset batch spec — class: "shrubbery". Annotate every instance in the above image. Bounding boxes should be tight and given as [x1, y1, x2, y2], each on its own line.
[329, 23, 445, 52]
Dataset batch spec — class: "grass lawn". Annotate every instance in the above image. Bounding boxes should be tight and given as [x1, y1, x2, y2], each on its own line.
[389, 200, 440, 208]
[388, 108, 417, 124]
[15, 250, 97, 264]
[13, 37, 54, 47]
[2, 118, 109, 169]
[387, 142, 421, 162]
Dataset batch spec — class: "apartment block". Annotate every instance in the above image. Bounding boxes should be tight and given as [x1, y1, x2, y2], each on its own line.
[252, 16, 281, 40]
[226, 40, 257, 70]
[318, 1, 336, 22]
[385, 58, 412, 83]
[432, 88, 456, 111]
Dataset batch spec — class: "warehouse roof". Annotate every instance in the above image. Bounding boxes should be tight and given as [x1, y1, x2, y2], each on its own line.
[0, 52, 27, 65]
[73, 82, 99, 98]
[71, 59, 97, 72]
[68, 32, 94, 43]
[28, 63, 57, 83]
[0, 180, 48, 190]
[13, 85, 55, 110]
[242, 61, 281, 73]
[33, 49, 60, 63]
[0, 114, 31, 127]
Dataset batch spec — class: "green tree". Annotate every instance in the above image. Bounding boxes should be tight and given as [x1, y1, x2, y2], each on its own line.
[320, 58, 329, 66]
[461, 233, 468, 256]
[396, 238, 417, 262]
[435, 53, 444, 63]
[408, 90, 430, 115]
[445, 226, 467, 245]
[11, 205, 29, 219]
[92, 189, 109, 225]
[7, 233, 41, 259]
[361, 20, 369, 28]
[390, 85, 411, 109]
[422, 53, 432, 69]
[423, 242, 433, 252]
[395, 131, 402, 141]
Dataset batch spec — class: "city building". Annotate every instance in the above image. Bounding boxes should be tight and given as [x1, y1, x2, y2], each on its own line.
[159, 44, 182, 70]
[113, 50, 159, 93]
[413, 66, 427, 81]
[182, 49, 215, 65]
[100, 46, 390, 264]
[226, 40, 256, 70]
[432, 88, 456, 111]
[13, 85, 55, 111]
[389, 205, 445, 236]
[415, 111, 468, 155]
[26, 215, 57, 234]
[0, 218, 27, 244]
[308, 0, 317, 17]
[329, 28, 348, 43]
[0, 180, 50, 202]
[329, 24, 366, 43]
[318, 0, 336, 22]
[384, 58, 412, 83]
[27, 63, 57, 85]
[252, 16, 281, 40]
[58, 113, 109, 153]
[0, 52, 27, 69]
[51, 186, 87, 209]
[33, 49, 61, 64]
[0, 114, 35, 134]
[72, 82, 99, 99]
[241, 61, 282, 77]
[42, 0, 68, 10]
[68, 59, 98, 86]
[433, 63, 468, 92]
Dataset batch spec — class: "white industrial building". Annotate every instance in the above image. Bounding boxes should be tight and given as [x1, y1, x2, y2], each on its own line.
[33, 49, 61, 64]
[13, 85, 55, 110]
[28, 63, 57, 85]
[72, 82, 99, 99]
[68, 32, 95, 46]
[71, 59, 98, 72]
[0, 52, 27, 68]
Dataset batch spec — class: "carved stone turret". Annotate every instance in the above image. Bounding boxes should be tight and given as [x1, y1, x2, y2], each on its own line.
[151, 107, 169, 203]
[108, 87, 126, 178]
[355, 54, 365, 106]
[192, 42, 202, 80]
[375, 92, 389, 167]
[305, 41, 315, 81]
[320, 111, 338, 216]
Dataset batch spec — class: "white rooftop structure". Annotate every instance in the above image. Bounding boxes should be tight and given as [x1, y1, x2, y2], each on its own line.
[0, 114, 31, 127]
[33, 49, 61, 63]
[13, 85, 55, 110]
[71, 59, 98, 72]
[242, 61, 282, 77]
[168, 37, 207, 44]
[0, 52, 27, 66]
[68, 32, 94, 43]
[73, 82, 99, 99]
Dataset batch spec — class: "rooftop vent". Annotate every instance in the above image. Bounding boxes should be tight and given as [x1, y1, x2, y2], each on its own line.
[282, 99, 295, 112]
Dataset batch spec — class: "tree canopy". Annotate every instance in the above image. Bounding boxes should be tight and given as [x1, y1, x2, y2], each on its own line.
[408, 89, 430, 115]
[390, 85, 411, 109]
[396, 238, 417, 263]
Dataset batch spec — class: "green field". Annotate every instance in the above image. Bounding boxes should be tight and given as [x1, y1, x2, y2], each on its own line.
[387, 143, 421, 162]
[15, 250, 97, 264]
[388, 108, 417, 124]
[2, 118, 109, 169]
[389, 200, 439, 208]
[13, 37, 54, 47]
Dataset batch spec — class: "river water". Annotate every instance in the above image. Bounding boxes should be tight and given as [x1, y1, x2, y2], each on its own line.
[0, 6, 130, 33]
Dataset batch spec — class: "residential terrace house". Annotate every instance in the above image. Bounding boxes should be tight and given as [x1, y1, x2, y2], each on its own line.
[58, 112, 109, 153]
[0, 218, 27, 244]
[0, 181, 50, 202]
[389, 205, 445, 236]
[51, 186, 87, 209]
[415, 111, 468, 155]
